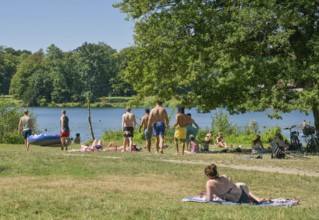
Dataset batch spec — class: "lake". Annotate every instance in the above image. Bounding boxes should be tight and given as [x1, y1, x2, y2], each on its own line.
[28, 107, 314, 141]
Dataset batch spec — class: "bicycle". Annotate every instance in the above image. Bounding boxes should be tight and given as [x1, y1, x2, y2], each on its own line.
[302, 125, 319, 153]
[284, 125, 302, 151]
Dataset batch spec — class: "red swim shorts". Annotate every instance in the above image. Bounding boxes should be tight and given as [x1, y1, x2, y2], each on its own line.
[60, 131, 70, 138]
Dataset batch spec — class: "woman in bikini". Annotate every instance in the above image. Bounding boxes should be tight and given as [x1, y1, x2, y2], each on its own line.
[205, 163, 266, 203]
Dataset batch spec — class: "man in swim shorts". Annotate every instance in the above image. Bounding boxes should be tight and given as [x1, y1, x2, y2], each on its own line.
[60, 109, 70, 151]
[147, 100, 169, 154]
[18, 109, 33, 151]
[122, 106, 136, 152]
[139, 108, 152, 152]
[173, 106, 188, 155]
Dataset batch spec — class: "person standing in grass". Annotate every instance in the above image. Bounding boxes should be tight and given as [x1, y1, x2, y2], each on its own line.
[139, 108, 152, 153]
[173, 106, 188, 155]
[147, 100, 169, 154]
[60, 109, 70, 151]
[18, 109, 33, 151]
[122, 106, 137, 152]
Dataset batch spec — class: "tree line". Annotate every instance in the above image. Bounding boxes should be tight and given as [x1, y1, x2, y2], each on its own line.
[0, 43, 135, 106]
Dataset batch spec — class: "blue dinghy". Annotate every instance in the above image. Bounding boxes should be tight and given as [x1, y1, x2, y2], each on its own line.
[27, 134, 61, 146]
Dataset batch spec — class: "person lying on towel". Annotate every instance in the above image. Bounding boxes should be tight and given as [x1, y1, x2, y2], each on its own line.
[205, 163, 267, 203]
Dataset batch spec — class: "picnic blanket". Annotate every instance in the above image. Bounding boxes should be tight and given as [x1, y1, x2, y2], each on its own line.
[182, 195, 299, 207]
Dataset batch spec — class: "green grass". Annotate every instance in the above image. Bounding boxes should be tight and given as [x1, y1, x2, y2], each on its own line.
[0, 144, 318, 219]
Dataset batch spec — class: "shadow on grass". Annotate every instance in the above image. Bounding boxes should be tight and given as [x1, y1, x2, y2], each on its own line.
[0, 165, 11, 173]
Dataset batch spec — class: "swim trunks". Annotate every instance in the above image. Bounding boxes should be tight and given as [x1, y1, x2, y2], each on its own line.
[174, 127, 187, 140]
[185, 125, 198, 142]
[144, 129, 152, 140]
[22, 129, 32, 139]
[153, 122, 165, 136]
[94, 145, 103, 150]
[60, 131, 70, 138]
[123, 127, 134, 138]
[238, 189, 249, 203]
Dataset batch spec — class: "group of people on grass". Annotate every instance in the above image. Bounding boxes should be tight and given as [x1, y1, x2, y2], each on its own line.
[117, 101, 235, 155]
[17, 107, 295, 204]
[78, 101, 231, 155]
[18, 101, 303, 158]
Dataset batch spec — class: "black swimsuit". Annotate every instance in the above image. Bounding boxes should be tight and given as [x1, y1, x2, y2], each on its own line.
[217, 187, 234, 198]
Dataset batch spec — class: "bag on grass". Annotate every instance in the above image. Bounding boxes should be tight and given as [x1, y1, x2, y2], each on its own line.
[272, 145, 285, 159]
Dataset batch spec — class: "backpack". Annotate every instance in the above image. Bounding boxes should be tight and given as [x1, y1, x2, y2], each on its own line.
[272, 144, 285, 159]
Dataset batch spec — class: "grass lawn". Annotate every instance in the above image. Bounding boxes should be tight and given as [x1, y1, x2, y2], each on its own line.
[0, 144, 318, 219]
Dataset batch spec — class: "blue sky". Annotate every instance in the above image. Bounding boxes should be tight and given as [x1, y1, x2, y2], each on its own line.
[0, 0, 135, 52]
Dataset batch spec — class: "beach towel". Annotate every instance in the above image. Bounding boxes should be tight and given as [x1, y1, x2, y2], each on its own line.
[182, 195, 299, 207]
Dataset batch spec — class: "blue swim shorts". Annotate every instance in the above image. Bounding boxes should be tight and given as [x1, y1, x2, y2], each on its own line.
[23, 129, 32, 139]
[153, 122, 165, 136]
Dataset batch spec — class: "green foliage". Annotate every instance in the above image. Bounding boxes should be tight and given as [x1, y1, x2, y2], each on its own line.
[0, 47, 31, 95]
[0, 97, 23, 144]
[75, 42, 117, 101]
[262, 126, 282, 143]
[225, 133, 256, 147]
[6, 43, 123, 106]
[115, 0, 319, 129]
[245, 120, 260, 135]
[2, 132, 23, 144]
[211, 109, 239, 135]
[110, 47, 136, 96]
[101, 129, 124, 142]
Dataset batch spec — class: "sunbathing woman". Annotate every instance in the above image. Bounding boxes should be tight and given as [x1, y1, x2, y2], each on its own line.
[216, 132, 228, 148]
[80, 139, 103, 152]
[251, 135, 269, 154]
[104, 142, 125, 152]
[205, 163, 266, 203]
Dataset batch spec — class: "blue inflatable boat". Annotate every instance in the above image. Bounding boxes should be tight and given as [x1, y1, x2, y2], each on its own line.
[27, 134, 61, 146]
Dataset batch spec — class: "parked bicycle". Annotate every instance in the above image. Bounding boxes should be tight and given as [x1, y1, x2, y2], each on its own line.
[284, 125, 302, 151]
[302, 125, 319, 153]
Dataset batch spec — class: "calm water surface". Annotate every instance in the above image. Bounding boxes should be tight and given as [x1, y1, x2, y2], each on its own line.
[28, 107, 314, 141]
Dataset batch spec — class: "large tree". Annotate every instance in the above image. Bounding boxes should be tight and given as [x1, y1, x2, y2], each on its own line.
[75, 42, 117, 101]
[111, 47, 136, 96]
[0, 47, 31, 95]
[115, 0, 319, 128]
[9, 50, 45, 105]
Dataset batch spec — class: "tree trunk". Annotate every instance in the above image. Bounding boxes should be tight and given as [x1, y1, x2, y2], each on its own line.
[88, 99, 95, 140]
[312, 105, 319, 132]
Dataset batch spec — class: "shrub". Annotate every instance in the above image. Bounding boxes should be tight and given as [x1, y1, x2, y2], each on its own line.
[262, 126, 281, 143]
[101, 129, 124, 142]
[3, 132, 24, 144]
[211, 109, 239, 135]
[245, 120, 260, 135]
[0, 97, 23, 143]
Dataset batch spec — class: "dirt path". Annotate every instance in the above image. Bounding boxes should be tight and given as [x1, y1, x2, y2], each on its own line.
[155, 159, 319, 177]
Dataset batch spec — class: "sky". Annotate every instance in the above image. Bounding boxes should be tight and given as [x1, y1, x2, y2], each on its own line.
[0, 0, 135, 52]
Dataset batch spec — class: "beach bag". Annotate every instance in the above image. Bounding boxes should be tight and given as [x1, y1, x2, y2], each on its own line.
[272, 145, 285, 159]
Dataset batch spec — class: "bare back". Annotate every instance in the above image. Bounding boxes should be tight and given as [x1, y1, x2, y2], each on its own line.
[149, 106, 168, 124]
[122, 112, 136, 127]
[206, 176, 241, 202]
[140, 114, 149, 130]
[174, 113, 188, 128]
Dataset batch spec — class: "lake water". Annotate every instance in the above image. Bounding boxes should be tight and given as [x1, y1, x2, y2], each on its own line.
[28, 107, 314, 141]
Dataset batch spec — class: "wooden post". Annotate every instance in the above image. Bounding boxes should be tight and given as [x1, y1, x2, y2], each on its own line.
[88, 98, 95, 140]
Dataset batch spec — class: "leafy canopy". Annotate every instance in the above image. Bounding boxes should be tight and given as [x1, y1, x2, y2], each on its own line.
[115, 0, 319, 126]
